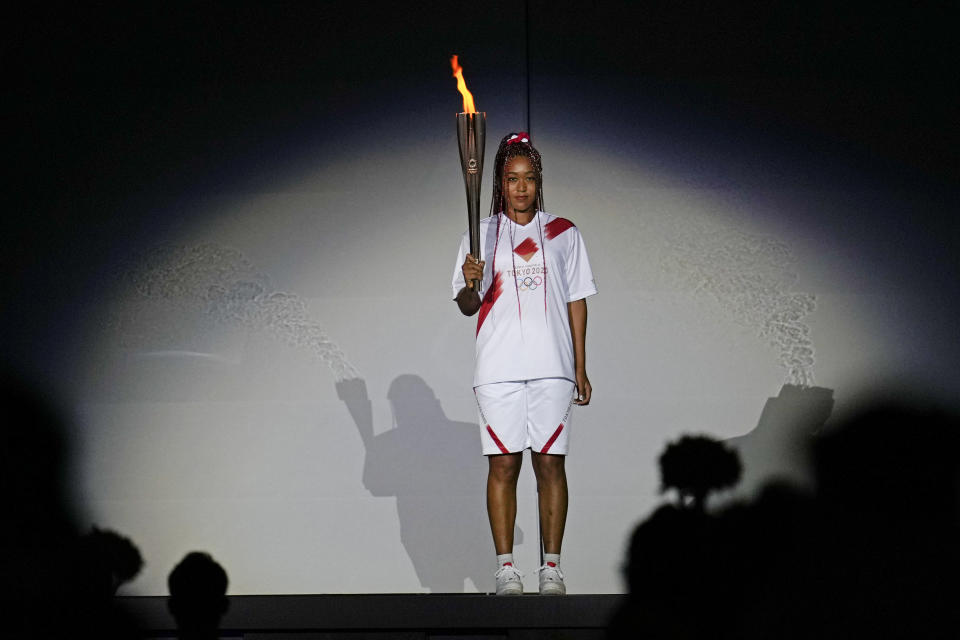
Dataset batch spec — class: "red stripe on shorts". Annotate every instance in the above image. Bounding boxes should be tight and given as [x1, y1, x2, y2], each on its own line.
[486, 425, 509, 454]
[540, 423, 565, 454]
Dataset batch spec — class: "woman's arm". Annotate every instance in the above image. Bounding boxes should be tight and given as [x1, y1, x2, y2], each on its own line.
[567, 298, 591, 405]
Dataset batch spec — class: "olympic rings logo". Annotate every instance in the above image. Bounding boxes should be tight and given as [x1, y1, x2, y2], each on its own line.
[517, 275, 543, 291]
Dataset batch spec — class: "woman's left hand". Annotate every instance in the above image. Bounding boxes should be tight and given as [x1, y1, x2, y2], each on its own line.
[574, 372, 591, 405]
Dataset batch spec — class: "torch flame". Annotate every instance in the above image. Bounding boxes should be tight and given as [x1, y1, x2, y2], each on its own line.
[450, 54, 476, 113]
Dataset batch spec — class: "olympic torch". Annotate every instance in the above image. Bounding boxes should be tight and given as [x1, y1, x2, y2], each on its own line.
[452, 55, 486, 294]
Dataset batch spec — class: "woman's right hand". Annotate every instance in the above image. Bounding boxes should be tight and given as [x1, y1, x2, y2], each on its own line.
[461, 254, 485, 289]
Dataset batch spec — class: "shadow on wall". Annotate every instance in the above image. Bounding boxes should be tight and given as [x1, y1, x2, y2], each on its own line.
[337, 375, 518, 593]
[725, 384, 835, 498]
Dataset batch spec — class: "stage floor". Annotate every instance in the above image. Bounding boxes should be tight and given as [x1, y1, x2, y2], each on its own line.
[119, 593, 624, 639]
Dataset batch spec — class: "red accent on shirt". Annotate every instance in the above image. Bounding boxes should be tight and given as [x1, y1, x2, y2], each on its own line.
[547, 562, 557, 567]
[540, 423, 565, 454]
[544, 217, 575, 240]
[486, 425, 510, 454]
[476, 271, 504, 336]
[513, 237, 539, 262]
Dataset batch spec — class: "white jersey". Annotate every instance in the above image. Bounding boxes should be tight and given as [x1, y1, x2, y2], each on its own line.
[452, 211, 598, 387]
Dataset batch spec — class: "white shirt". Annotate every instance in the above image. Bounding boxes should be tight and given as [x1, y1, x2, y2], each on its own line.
[452, 211, 598, 387]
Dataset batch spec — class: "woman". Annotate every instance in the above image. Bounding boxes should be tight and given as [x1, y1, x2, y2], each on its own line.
[452, 131, 597, 595]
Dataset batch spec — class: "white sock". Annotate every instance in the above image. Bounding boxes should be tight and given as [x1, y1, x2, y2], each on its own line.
[497, 553, 515, 567]
[543, 553, 560, 568]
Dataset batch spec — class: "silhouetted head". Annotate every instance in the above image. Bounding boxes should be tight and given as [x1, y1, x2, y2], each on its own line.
[658, 434, 742, 510]
[168, 551, 228, 635]
[80, 526, 144, 597]
[387, 374, 441, 425]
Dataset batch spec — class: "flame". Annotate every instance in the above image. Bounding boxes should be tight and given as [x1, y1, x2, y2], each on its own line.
[450, 54, 476, 113]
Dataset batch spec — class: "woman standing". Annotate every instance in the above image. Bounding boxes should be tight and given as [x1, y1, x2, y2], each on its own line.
[452, 131, 597, 595]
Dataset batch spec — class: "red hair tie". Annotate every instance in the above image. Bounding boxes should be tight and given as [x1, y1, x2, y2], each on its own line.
[506, 132, 531, 145]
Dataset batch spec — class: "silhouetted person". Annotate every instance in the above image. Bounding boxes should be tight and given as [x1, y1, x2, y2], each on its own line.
[611, 396, 960, 639]
[659, 434, 742, 511]
[809, 401, 960, 638]
[168, 552, 229, 640]
[80, 526, 145, 597]
[1, 371, 142, 638]
[609, 505, 722, 638]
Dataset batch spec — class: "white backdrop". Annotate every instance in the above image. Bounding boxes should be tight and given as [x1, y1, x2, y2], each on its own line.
[64, 77, 956, 595]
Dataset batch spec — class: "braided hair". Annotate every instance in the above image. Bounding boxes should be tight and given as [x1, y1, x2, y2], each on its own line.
[489, 132, 545, 217]
[487, 132, 549, 327]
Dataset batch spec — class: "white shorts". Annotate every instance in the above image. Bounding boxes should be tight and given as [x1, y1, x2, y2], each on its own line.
[474, 378, 576, 455]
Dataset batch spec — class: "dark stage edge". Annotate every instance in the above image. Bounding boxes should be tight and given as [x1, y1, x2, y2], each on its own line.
[119, 593, 624, 639]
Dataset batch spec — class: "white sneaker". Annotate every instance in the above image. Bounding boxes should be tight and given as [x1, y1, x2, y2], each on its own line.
[494, 563, 524, 595]
[537, 563, 565, 595]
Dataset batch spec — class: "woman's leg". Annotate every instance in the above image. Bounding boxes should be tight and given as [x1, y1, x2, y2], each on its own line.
[531, 452, 568, 554]
[487, 452, 523, 553]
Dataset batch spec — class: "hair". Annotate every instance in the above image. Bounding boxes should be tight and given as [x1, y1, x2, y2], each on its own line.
[489, 132, 545, 217]
[487, 132, 549, 326]
[168, 551, 229, 630]
[81, 526, 145, 596]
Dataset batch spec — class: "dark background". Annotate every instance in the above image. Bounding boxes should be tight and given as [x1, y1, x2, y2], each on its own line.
[6, 1, 958, 384]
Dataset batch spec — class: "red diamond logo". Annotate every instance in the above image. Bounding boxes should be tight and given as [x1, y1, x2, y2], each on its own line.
[513, 237, 539, 262]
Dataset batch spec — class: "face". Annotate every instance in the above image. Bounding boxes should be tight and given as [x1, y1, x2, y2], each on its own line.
[502, 155, 538, 216]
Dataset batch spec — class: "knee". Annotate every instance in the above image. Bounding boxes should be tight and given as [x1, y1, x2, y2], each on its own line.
[488, 455, 522, 484]
[532, 454, 566, 484]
